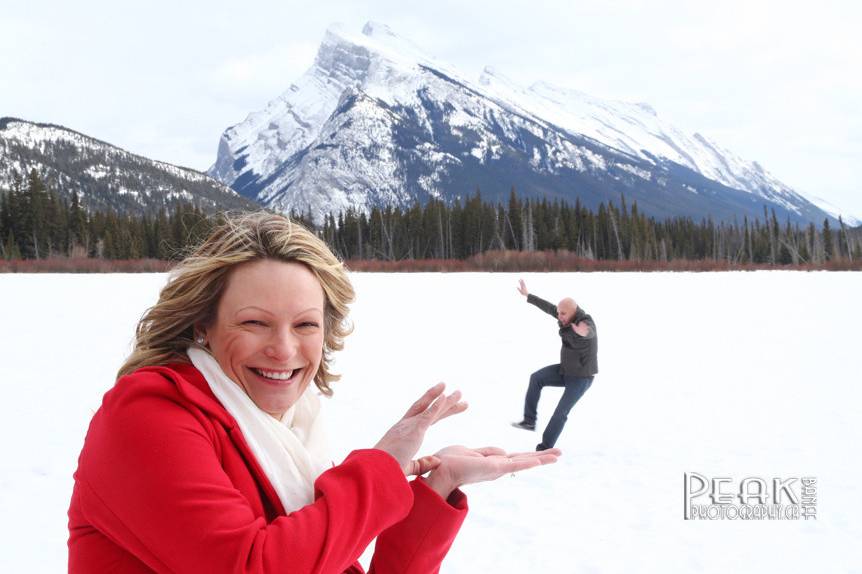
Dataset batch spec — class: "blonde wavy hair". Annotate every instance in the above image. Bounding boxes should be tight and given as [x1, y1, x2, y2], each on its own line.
[118, 211, 354, 396]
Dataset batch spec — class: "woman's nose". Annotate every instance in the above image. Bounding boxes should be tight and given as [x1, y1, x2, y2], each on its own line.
[264, 328, 299, 360]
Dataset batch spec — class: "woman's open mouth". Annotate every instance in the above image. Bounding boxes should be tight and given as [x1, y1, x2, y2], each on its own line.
[249, 367, 302, 385]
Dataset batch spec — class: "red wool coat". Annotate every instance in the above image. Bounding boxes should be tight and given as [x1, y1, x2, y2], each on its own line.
[68, 363, 467, 573]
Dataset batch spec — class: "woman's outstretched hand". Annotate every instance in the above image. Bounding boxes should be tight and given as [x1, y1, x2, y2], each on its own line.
[424, 446, 561, 499]
[374, 383, 468, 476]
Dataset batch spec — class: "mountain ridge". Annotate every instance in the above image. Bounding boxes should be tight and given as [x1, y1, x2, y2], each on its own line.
[1, 117, 258, 216]
[209, 21, 850, 226]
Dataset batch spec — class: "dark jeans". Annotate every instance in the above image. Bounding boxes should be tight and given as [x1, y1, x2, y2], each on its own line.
[523, 364, 594, 448]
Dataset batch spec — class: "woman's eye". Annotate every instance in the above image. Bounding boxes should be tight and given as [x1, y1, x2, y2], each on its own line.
[298, 322, 320, 329]
[243, 320, 265, 326]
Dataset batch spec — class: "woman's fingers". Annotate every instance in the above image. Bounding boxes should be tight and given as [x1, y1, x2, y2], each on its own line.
[421, 393, 450, 425]
[439, 392, 467, 421]
[422, 390, 462, 424]
[502, 451, 561, 472]
[436, 399, 469, 422]
[403, 382, 445, 418]
[505, 448, 562, 459]
[475, 448, 561, 478]
[377, 386, 472, 476]
[406, 455, 441, 476]
[402, 384, 467, 426]
[503, 458, 545, 474]
[474, 446, 508, 456]
[426, 448, 559, 489]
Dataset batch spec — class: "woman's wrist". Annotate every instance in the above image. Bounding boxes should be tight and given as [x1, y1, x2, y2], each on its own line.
[424, 469, 458, 500]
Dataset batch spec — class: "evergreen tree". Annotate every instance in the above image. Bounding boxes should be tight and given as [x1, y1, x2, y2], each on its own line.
[69, 191, 90, 256]
[822, 219, 834, 261]
[4, 230, 22, 260]
[506, 188, 522, 250]
[22, 169, 49, 258]
[838, 216, 852, 262]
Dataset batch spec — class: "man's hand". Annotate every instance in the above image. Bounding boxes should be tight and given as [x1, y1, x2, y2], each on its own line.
[517, 279, 529, 297]
[572, 321, 590, 337]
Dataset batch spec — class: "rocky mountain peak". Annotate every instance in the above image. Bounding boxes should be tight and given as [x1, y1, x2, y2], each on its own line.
[206, 23, 841, 226]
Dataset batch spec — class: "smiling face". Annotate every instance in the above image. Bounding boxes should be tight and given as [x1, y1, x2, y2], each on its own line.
[202, 259, 326, 419]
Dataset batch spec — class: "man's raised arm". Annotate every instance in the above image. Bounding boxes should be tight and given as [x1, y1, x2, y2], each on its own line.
[517, 279, 557, 318]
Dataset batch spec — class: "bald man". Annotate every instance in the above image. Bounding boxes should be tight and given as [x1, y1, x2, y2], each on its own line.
[512, 279, 598, 451]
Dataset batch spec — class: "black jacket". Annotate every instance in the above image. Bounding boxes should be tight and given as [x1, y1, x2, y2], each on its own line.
[527, 293, 598, 377]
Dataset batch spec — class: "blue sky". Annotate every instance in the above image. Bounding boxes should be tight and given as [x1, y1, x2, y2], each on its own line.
[3, 0, 860, 218]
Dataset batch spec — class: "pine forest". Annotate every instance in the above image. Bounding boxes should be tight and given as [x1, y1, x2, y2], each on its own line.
[2, 169, 860, 271]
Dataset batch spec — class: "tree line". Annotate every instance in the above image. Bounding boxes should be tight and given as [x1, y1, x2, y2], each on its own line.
[1, 170, 212, 260]
[2, 169, 859, 265]
[317, 188, 859, 265]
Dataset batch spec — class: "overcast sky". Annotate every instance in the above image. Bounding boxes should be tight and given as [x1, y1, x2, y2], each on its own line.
[3, 0, 860, 217]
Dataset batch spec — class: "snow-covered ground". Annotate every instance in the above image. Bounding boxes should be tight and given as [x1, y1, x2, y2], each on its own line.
[0, 272, 859, 572]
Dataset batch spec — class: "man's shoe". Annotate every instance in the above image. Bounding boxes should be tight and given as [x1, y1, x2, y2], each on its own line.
[511, 420, 536, 431]
[536, 443, 551, 451]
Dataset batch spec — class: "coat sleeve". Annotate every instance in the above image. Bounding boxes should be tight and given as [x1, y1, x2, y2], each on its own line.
[72, 389, 414, 574]
[526, 293, 558, 318]
[561, 317, 597, 344]
[575, 314, 596, 339]
[578, 315, 597, 339]
[368, 478, 468, 573]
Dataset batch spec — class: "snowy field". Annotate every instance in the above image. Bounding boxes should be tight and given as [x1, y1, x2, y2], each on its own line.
[1, 271, 860, 573]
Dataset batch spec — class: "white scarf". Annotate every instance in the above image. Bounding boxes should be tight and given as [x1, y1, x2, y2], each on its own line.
[187, 346, 330, 513]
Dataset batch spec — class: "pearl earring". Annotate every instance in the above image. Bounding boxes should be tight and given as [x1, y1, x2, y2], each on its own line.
[196, 335, 206, 345]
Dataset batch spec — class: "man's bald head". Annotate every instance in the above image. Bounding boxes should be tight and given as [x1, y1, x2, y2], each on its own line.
[557, 297, 578, 325]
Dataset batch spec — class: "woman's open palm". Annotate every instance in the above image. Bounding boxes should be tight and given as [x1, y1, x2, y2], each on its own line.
[426, 445, 561, 496]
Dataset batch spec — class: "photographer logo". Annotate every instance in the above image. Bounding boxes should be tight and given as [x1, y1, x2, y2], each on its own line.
[684, 472, 817, 520]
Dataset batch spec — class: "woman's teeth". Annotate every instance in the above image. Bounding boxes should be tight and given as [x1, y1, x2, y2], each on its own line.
[253, 368, 296, 381]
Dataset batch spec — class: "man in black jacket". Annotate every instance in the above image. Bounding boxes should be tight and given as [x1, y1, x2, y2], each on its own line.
[512, 279, 598, 451]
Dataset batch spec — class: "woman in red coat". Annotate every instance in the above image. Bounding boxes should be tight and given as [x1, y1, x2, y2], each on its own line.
[68, 212, 560, 573]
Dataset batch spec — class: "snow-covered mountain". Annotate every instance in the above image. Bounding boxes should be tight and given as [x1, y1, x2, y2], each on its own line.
[478, 70, 830, 217]
[210, 22, 841, 225]
[1, 118, 257, 216]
